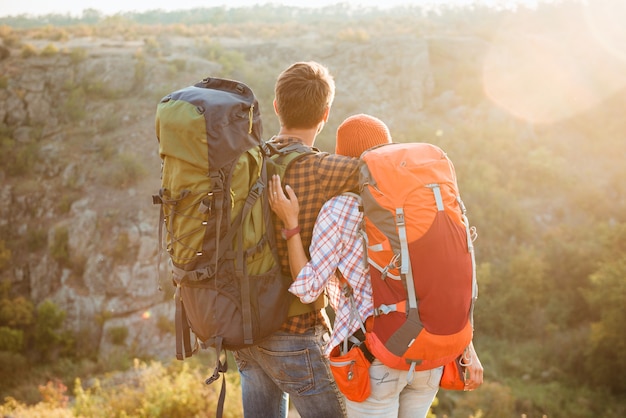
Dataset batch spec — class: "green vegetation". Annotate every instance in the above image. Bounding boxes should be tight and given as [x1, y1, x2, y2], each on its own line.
[68, 47, 87, 64]
[108, 326, 129, 346]
[0, 356, 243, 418]
[20, 43, 38, 58]
[99, 152, 147, 188]
[34, 300, 73, 362]
[0, 241, 11, 272]
[50, 226, 70, 265]
[0, 132, 40, 177]
[62, 87, 87, 122]
[0, 285, 82, 399]
[0, 326, 24, 352]
[40, 43, 59, 57]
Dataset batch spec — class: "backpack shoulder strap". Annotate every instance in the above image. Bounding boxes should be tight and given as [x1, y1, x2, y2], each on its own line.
[263, 140, 313, 176]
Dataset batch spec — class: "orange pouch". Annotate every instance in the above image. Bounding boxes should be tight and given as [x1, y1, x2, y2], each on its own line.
[329, 345, 371, 402]
[439, 355, 467, 390]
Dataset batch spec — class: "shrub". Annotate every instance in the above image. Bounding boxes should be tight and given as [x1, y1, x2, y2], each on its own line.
[0, 45, 9, 61]
[69, 47, 88, 64]
[62, 87, 86, 122]
[111, 232, 131, 262]
[26, 229, 47, 252]
[38, 379, 69, 409]
[0, 25, 12, 38]
[171, 58, 186, 72]
[0, 240, 10, 271]
[58, 192, 80, 215]
[98, 346, 133, 372]
[0, 351, 28, 392]
[1, 35, 20, 48]
[0, 326, 24, 352]
[34, 300, 69, 361]
[108, 326, 128, 346]
[0, 137, 39, 177]
[109, 231, 138, 265]
[82, 78, 107, 98]
[97, 113, 119, 134]
[20, 43, 38, 58]
[72, 358, 244, 418]
[156, 314, 175, 335]
[95, 140, 116, 161]
[0, 295, 34, 328]
[143, 36, 160, 56]
[40, 43, 59, 57]
[103, 153, 147, 188]
[46, 27, 69, 42]
[15, 143, 39, 177]
[586, 254, 626, 395]
[454, 382, 518, 418]
[212, 48, 246, 79]
[336, 28, 370, 42]
[50, 226, 70, 265]
[0, 25, 20, 49]
[0, 393, 73, 418]
[133, 49, 146, 87]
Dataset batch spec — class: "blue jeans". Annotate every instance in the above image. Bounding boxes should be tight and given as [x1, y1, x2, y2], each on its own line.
[234, 325, 347, 418]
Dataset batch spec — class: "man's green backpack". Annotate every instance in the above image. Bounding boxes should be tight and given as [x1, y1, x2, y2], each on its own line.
[153, 77, 310, 415]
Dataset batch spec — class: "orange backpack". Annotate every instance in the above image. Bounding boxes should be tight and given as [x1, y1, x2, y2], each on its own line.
[358, 142, 478, 373]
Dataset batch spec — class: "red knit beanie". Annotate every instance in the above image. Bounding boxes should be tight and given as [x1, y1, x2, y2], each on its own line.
[335, 114, 392, 158]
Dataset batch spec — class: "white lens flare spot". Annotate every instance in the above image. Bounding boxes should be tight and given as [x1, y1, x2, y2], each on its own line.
[483, 1, 626, 124]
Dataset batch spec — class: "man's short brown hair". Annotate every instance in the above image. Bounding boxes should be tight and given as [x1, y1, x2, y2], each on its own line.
[274, 61, 335, 130]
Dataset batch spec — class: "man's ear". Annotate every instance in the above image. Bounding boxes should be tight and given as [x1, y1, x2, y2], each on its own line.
[273, 99, 279, 115]
[322, 106, 330, 122]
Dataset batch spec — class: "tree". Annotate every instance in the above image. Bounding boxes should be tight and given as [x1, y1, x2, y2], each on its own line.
[34, 300, 70, 362]
[585, 224, 626, 394]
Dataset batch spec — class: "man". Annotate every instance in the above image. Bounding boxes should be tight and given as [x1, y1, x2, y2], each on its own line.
[233, 61, 361, 418]
[269, 114, 484, 418]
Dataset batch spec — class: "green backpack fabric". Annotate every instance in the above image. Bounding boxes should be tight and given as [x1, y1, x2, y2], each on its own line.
[153, 77, 310, 416]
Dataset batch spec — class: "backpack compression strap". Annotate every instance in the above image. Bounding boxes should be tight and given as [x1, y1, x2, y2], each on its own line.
[457, 196, 478, 325]
[152, 191, 197, 360]
[205, 336, 228, 418]
[234, 167, 267, 345]
[386, 206, 423, 383]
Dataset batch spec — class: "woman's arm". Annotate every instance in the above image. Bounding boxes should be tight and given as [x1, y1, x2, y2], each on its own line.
[268, 174, 308, 280]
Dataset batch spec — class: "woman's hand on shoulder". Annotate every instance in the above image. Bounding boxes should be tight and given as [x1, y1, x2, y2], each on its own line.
[269, 174, 299, 228]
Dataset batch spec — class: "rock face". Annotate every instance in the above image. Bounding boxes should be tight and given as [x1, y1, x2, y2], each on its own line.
[0, 31, 447, 360]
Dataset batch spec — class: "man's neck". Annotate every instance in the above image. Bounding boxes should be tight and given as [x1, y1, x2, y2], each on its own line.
[276, 127, 318, 147]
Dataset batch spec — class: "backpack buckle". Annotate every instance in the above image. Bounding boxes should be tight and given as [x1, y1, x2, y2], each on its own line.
[198, 193, 213, 214]
[375, 304, 394, 316]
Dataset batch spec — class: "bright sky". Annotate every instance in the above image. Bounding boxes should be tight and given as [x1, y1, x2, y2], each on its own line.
[0, 0, 542, 18]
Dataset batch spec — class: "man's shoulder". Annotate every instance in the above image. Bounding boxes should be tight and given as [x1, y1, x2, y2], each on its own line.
[300, 151, 360, 168]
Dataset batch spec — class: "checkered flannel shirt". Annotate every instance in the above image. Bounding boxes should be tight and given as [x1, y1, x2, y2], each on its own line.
[269, 137, 361, 334]
[289, 194, 374, 355]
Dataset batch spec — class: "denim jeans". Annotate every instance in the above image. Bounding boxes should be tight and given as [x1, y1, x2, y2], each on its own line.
[234, 324, 347, 418]
[344, 360, 443, 418]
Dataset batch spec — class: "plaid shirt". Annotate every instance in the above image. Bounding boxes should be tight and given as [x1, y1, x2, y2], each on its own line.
[289, 195, 374, 355]
[269, 137, 361, 333]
